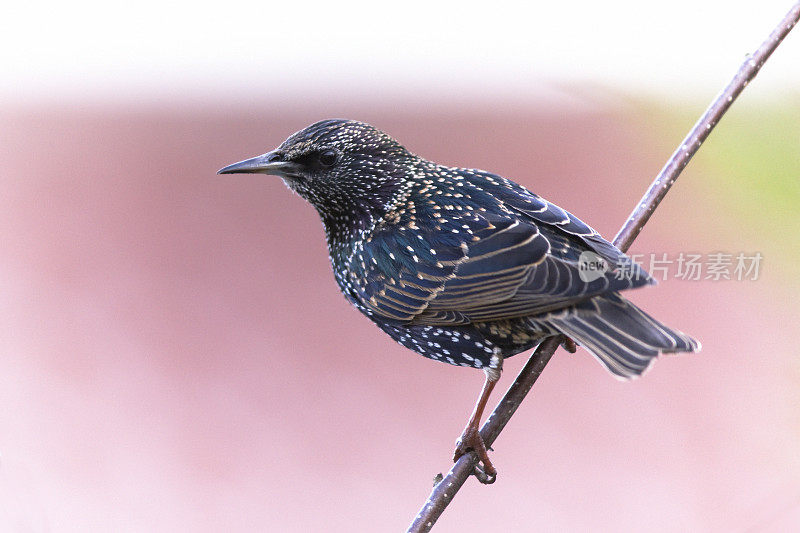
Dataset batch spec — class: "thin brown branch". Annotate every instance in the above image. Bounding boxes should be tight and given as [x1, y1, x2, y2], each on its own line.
[614, 2, 800, 251]
[408, 3, 800, 531]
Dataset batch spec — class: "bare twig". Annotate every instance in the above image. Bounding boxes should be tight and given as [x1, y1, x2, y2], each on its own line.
[408, 3, 800, 531]
[614, 1, 800, 251]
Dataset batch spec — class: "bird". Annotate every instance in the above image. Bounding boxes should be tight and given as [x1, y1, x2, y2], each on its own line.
[218, 119, 700, 482]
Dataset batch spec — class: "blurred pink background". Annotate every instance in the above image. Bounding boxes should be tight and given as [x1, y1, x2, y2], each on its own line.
[1, 99, 798, 531]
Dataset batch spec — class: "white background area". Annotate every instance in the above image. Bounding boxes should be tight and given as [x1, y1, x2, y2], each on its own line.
[2, 1, 799, 103]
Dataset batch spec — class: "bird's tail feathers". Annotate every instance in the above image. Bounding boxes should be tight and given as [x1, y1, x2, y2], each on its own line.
[543, 294, 700, 379]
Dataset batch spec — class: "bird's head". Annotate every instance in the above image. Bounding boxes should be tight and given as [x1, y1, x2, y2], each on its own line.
[219, 119, 416, 234]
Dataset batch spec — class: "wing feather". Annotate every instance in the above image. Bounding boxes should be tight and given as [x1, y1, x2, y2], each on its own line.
[344, 168, 653, 326]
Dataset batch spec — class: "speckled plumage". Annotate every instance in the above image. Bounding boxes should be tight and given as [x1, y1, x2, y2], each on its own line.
[220, 119, 699, 378]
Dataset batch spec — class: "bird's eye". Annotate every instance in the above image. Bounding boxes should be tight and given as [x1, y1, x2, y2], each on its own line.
[318, 150, 338, 167]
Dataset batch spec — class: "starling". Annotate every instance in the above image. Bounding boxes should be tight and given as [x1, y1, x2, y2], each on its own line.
[219, 119, 699, 481]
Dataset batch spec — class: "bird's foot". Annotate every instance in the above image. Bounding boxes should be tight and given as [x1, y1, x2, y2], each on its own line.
[561, 336, 578, 354]
[453, 426, 497, 484]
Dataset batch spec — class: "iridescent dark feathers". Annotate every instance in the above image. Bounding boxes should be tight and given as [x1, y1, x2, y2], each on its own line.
[245, 119, 699, 377]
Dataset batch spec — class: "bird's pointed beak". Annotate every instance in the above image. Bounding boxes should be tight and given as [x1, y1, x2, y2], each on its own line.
[217, 150, 300, 176]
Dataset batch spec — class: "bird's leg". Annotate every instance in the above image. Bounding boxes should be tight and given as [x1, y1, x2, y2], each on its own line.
[453, 359, 502, 484]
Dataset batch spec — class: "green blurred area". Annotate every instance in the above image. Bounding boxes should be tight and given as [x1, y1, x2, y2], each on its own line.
[639, 96, 800, 274]
[702, 101, 800, 217]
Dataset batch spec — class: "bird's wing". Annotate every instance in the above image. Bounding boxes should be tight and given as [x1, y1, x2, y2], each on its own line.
[346, 183, 651, 326]
[411, 211, 651, 325]
[477, 170, 639, 273]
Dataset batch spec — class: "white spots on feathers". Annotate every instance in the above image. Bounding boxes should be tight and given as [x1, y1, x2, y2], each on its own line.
[271, 120, 605, 370]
